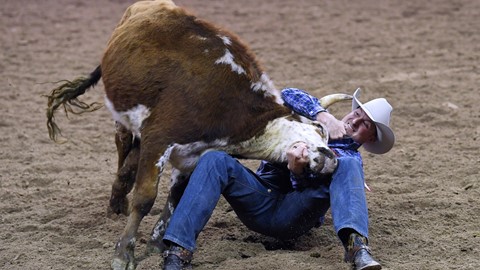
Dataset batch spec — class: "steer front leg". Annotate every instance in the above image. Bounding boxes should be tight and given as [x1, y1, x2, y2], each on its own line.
[147, 169, 191, 254]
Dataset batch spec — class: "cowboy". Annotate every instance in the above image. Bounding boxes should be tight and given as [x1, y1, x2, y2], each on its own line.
[162, 88, 395, 270]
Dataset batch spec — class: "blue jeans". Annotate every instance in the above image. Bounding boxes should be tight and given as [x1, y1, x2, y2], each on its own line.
[163, 151, 369, 251]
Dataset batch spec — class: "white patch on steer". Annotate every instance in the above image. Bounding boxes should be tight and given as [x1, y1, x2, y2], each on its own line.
[151, 219, 165, 241]
[250, 73, 283, 104]
[104, 97, 151, 138]
[191, 34, 207, 41]
[218, 35, 232, 46]
[251, 73, 274, 92]
[169, 169, 182, 187]
[156, 145, 174, 173]
[222, 116, 336, 174]
[151, 199, 175, 241]
[168, 201, 175, 215]
[215, 49, 246, 75]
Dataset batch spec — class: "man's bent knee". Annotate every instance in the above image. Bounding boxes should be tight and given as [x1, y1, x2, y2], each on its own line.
[199, 150, 233, 165]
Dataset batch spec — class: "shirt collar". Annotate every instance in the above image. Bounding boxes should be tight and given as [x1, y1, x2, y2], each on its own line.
[328, 137, 361, 151]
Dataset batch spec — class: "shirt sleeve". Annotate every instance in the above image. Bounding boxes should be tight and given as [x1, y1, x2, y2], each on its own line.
[256, 161, 320, 192]
[281, 88, 327, 120]
[256, 161, 295, 192]
[289, 168, 323, 190]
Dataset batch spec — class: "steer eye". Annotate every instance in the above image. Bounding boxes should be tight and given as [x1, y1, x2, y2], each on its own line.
[313, 122, 327, 137]
[312, 121, 324, 129]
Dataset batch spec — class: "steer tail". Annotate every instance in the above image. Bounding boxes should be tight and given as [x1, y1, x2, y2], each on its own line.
[46, 65, 103, 142]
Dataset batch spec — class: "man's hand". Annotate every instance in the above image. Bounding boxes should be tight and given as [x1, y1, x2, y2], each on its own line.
[316, 112, 346, 140]
[287, 142, 310, 175]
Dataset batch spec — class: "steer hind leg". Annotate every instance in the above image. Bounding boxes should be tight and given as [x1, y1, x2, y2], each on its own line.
[111, 142, 169, 270]
[147, 169, 191, 254]
[110, 122, 140, 215]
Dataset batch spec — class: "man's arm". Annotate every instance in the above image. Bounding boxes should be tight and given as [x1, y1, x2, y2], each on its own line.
[286, 141, 322, 190]
[281, 88, 346, 140]
[316, 112, 346, 140]
[281, 88, 326, 120]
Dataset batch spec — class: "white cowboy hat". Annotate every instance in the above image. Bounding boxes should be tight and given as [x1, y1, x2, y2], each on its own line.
[352, 88, 395, 154]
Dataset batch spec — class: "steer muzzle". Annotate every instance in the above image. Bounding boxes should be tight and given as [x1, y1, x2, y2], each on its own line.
[310, 146, 338, 175]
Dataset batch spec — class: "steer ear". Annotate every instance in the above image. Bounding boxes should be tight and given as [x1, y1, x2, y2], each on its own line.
[319, 94, 352, 109]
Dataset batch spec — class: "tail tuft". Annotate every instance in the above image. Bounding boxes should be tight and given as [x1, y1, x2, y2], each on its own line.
[45, 66, 102, 142]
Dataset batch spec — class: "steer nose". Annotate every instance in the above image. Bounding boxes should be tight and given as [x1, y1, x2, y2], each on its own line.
[312, 147, 337, 174]
[312, 154, 324, 169]
[317, 147, 335, 159]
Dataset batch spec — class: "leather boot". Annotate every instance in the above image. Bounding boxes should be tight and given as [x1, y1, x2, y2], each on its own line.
[344, 233, 382, 270]
[163, 244, 193, 270]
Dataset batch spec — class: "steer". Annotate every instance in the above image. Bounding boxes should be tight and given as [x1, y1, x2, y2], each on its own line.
[45, 0, 351, 269]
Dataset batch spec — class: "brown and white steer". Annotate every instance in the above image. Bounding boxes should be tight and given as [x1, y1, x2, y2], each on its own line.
[46, 0, 351, 269]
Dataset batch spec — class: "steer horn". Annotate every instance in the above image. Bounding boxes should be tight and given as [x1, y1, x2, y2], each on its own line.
[319, 93, 352, 109]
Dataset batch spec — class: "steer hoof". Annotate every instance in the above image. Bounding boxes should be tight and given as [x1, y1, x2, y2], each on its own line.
[112, 237, 136, 270]
[146, 238, 167, 255]
[112, 245, 136, 270]
[109, 196, 130, 216]
[111, 257, 136, 270]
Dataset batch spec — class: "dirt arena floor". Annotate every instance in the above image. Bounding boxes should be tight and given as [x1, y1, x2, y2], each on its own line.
[1, 0, 479, 269]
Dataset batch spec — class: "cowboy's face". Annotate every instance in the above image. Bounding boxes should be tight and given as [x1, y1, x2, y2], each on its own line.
[342, 107, 377, 144]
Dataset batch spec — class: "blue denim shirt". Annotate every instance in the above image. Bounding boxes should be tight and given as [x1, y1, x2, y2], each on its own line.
[256, 88, 363, 191]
